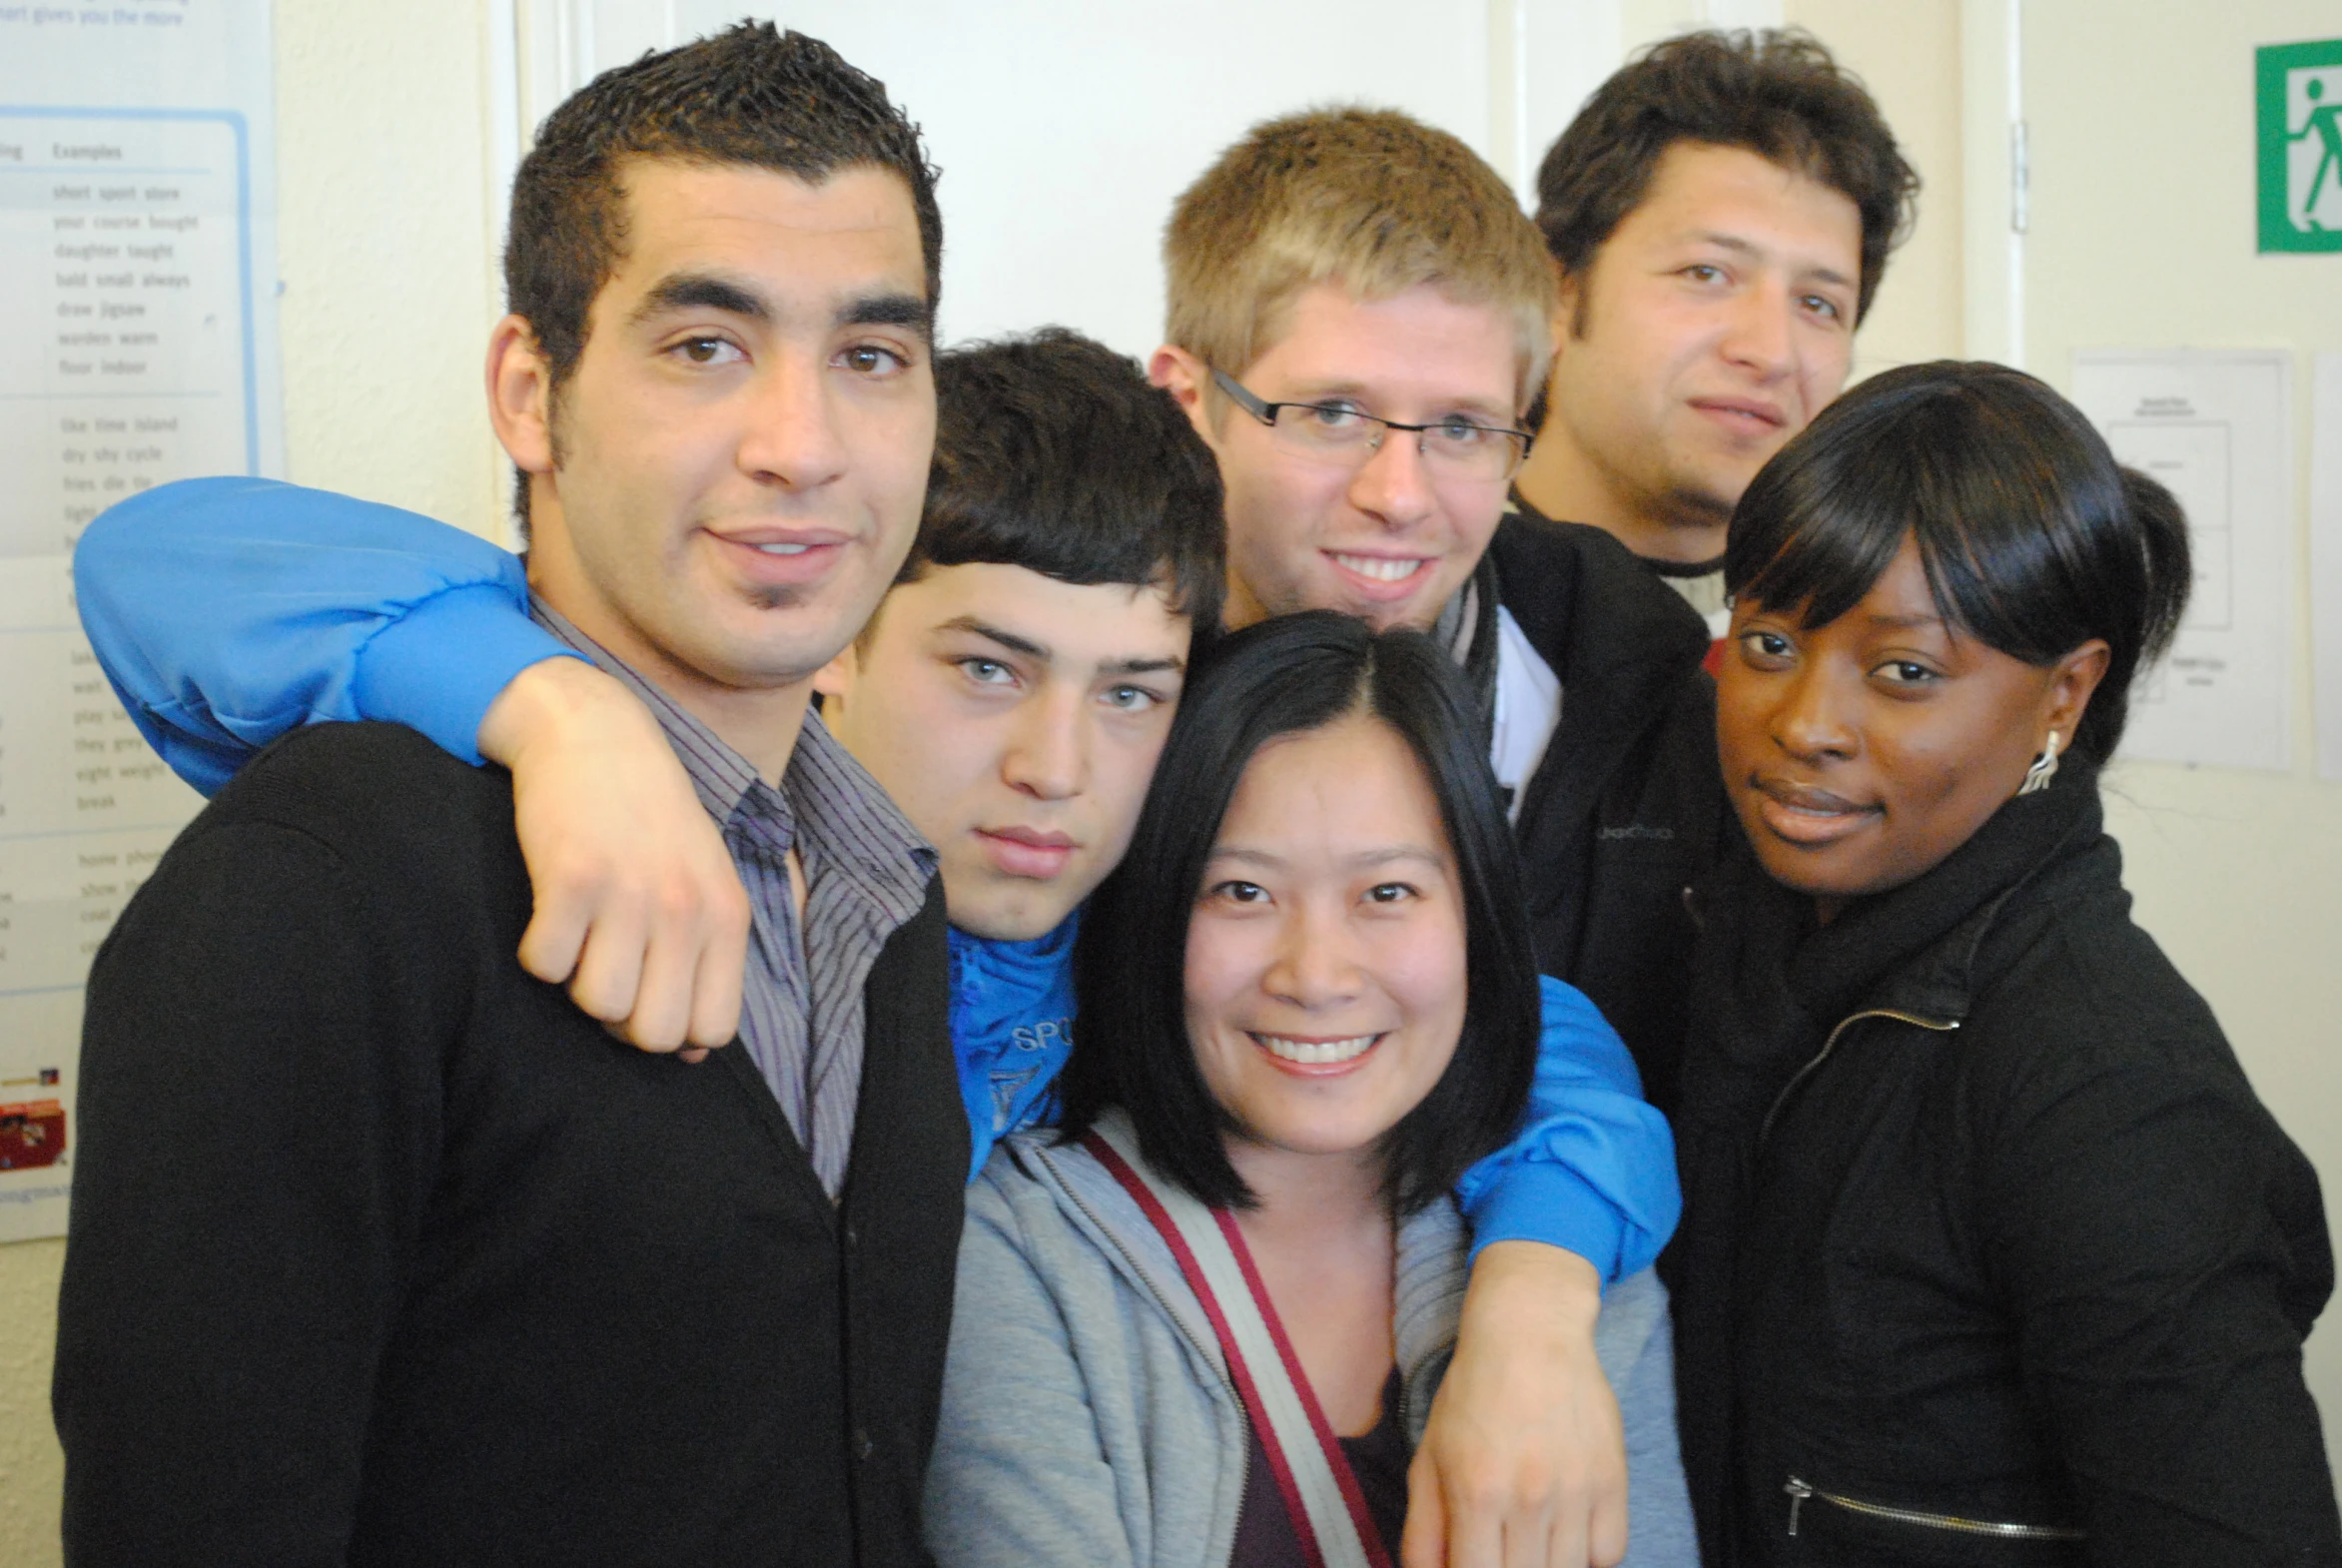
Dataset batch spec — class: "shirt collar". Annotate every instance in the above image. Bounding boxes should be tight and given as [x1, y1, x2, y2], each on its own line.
[525, 596, 936, 896]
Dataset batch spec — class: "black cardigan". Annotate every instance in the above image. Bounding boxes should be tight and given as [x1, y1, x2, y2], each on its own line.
[56, 722, 967, 1568]
[1488, 504, 1726, 1112]
[1666, 762, 2339, 1567]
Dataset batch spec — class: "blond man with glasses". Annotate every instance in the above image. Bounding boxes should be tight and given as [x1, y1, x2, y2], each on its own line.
[1147, 104, 1721, 1125]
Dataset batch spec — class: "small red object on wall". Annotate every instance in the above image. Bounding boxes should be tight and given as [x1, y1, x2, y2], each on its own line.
[0, 1100, 67, 1171]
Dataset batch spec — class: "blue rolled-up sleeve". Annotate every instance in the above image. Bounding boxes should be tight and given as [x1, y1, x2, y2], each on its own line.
[1453, 976, 1683, 1282]
[74, 477, 579, 795]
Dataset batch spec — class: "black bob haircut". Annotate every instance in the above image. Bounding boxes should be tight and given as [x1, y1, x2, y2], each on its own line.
[885, 329, 1226, 643]
[506, 23, 941, 522]
[1726, 360, 2192, 767]
[1059, 611, 1540, 1214]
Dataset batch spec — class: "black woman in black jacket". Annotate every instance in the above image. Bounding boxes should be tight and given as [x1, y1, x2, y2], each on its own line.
[1663, 361, 2340, 1567]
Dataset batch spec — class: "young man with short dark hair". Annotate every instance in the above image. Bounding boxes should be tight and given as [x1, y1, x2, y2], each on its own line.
[57, 27, 961, 1566]
[812, 327, 1222, 1153]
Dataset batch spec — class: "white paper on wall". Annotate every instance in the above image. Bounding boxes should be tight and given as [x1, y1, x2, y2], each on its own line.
[2314, 355, 2342, 784]
[2070, 350, 2294, 774]
[0, 1, 281, 1241]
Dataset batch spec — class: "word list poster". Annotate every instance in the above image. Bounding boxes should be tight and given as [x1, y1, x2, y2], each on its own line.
[0, 0, 283, 1240]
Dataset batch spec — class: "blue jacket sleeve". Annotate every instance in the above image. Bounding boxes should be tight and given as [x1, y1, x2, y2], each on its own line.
[73, 477, 579, 796]
[1452, 975, 1683, 1282]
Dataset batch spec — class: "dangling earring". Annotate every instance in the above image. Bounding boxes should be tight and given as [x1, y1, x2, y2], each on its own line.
[2017, 729, 2060, 797]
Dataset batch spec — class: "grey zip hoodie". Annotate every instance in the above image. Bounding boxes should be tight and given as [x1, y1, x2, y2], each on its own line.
[923, 1114, 1697, 1567]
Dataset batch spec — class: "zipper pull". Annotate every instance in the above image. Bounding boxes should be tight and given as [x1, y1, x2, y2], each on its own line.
[1785, 1477, 1813, 1537]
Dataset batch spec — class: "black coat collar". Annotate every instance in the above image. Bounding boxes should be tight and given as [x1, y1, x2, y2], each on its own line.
[1787, 759, 2104, 1031]
[1489, 493, 1711, 728]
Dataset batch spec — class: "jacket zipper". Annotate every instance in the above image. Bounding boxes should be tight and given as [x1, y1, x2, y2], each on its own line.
[1786, 1476, 2084, 1541]
[1767, 1013, 2036, 1547]
[1758, 1008, 1958, 1146]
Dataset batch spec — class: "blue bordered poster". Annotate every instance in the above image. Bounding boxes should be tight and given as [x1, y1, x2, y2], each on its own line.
[0, 0, 283, 1240]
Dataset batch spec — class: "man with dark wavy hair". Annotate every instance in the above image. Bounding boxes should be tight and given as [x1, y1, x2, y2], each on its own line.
[1515, 29, 1917, 633]
[56, 26, 963, 1567]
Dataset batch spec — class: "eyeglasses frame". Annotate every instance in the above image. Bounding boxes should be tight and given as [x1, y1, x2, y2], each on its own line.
[1208, 368, 1535, 479]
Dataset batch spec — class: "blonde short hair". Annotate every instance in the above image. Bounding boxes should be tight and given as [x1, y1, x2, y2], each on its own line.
[1165, 107, 1558, 414]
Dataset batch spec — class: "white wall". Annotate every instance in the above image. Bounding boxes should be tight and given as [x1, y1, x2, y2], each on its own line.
[567, 0, 1800, 360]
[698, 1, 1499, 360]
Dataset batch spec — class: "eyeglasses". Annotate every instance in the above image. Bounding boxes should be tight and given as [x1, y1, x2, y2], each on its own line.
[1211, 369, 1533, 483]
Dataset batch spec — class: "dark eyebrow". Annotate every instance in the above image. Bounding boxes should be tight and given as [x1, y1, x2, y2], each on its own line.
[1101, 655, 1185, 678]
[627, 277, 934, 339]
[844, 292, 934, 340]
[1345, 846, 1447, 870]
[1206, 845, 1446, 870]
[1690, 232, 1762, 260]
[938, 616, 1047, 661]
[1865, 612, 1945, 630]
[1687, 234, 1855, 293]
[630, 271, 768, 327]
[939, 616, 1185, 677]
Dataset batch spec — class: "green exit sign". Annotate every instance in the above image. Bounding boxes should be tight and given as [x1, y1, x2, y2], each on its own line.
[2260, 39, 2342, 253]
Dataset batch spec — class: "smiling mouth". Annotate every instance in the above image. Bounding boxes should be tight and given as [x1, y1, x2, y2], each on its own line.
[1323, 552, 1438, 603]
[1250, 1032, 1381, 1067]
[1329, 553, 1425, 583]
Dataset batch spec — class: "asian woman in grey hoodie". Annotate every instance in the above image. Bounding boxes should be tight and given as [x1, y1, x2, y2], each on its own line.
[921, 611, 1695, 1568]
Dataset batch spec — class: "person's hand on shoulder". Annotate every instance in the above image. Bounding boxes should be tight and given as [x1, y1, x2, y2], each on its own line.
[477, 657, 749, 1056]
[1403, 1241, 1626, 1568]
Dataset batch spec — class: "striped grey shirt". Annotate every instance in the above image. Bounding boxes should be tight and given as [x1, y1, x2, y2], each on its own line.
[532, 600, 937, 1198]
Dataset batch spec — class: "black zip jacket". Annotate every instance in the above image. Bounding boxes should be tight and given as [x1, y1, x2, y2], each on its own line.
[56, 722, 967, 1568]
[1665, 760, 2339, 1567]
[1488, 500, 1727, 1113]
